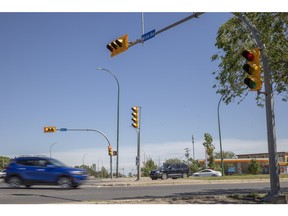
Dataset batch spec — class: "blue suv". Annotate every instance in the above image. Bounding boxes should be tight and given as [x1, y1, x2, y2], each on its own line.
[5, 156, 87, 189]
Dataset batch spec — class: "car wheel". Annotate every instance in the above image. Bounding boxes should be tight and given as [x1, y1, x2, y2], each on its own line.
[8, 176, 22, 188]
[161, 173, 168, 180]
[25, 185, 31, 188]
[182, 173, 188, 178]
[212, 174, 217, 177]
[57, 177, 72, 189]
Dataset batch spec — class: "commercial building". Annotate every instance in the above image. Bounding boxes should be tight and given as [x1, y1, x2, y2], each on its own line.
[198, 152, 288, 174]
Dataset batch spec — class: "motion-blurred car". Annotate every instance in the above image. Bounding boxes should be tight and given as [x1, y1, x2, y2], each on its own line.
[0, 169, 6, 178]
[192, 169, 222, 177]
[5, 156, 87, 188]
[149, 163, 190, 180]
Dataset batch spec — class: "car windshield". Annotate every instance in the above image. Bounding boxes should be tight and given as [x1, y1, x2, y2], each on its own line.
[47, 158, 66, 167]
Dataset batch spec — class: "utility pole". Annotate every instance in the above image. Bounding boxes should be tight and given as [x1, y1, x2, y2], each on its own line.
[192, 135, 195, 159]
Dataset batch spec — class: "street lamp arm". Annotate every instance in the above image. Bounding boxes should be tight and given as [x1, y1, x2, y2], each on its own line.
[49, 142, 57, 158]
[97, 68, 120, 89]
[66, 128, 112, 146]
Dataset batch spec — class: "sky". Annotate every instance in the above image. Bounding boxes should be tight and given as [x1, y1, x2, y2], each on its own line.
[0, 2, 287, 176]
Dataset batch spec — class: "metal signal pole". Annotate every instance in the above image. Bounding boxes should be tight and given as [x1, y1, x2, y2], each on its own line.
[236, 13, 280, 196]
[136, 107, 142, 181]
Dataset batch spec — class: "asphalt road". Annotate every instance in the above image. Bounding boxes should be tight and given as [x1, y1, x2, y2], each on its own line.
[1, 178, 288, 204]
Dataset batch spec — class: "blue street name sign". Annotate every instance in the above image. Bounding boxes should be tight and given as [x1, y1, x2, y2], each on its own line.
[60, 128, 68, 132]
[141, 29, 156, 42]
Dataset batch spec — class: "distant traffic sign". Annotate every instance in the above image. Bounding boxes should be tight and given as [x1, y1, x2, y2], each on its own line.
[60, 128, 68, 132]
[141, 29, 156, 42]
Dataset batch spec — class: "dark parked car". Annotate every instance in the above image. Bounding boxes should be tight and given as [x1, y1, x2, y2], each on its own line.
[5, 156, 87, 188]
[149, 163, 190, 180]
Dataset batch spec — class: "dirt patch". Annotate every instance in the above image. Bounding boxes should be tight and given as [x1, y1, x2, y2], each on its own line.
[88, 195, 261, 204]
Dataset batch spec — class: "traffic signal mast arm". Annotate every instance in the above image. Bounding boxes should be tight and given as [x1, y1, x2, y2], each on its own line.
[128, 12, 204, 48]
[106, 12, 204, 57]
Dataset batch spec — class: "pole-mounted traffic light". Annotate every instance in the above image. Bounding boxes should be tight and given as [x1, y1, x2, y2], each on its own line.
[106, 34, 129, 57]
[108, 145, 113, 156]
[131, 106, 139, 128]
[241, 48, 262, 91]
[43, 126, 56, 133]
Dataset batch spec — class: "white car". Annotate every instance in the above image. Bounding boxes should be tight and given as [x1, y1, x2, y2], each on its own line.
[0, 169, 6, 178]
[192, 169, 222, 177]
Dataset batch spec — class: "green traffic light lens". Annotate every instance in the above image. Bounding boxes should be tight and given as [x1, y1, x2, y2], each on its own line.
[244, 78, 256, 89]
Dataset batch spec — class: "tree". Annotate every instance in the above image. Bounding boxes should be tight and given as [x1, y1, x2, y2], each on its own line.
[203, 133, 216, 169]
[0, 156, 10, 170]
[211, 13, 288, 106]
[188, 158, 200, 173]
[141, 158, 157, 177]
[100, 166, 109, 178]
[214, 151, 236, 159]
[247, 159, 262, 174]
[165, 158, 183, 164]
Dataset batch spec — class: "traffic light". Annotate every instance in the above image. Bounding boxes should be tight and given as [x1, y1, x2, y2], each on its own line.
[43, 126, 56, 133]
[106, 34, 129, 57]
[241, 48, 262, 91]
[131, 106, 139, 128]
[108, 145, 113, 156]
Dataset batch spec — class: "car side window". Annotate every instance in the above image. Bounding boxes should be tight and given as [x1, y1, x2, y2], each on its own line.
[36, 159, 49, 167]
[17, 159, 35, 166]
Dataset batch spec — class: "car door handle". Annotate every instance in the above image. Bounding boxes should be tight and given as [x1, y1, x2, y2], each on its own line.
[36, 169, 45, 171]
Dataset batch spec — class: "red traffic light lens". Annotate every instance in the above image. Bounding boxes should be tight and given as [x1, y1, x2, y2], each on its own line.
[242, 50, 254, 61]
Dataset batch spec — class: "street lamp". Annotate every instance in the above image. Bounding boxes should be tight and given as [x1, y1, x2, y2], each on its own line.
[49, 142, 57, 158]
[97, 68, 120, 177]
[217, 95, 225, 176]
